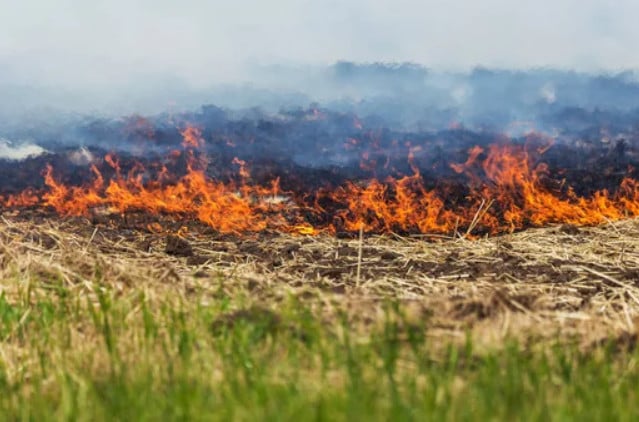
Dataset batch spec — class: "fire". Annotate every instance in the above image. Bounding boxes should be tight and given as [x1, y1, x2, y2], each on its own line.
[11, 125, 306, 234]
[39, 157, 295, 234]
[320, 138, 639, 235]
[181, 126, 204, 149]
[3, 124, 639, 237]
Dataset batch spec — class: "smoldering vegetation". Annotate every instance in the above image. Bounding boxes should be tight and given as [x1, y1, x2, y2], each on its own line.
[2, 63, 639, 237]
[1, 64, 639, 192]
[3, 62, 639, 133]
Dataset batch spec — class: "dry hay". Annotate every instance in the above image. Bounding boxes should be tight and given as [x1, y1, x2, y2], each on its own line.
[0, 212, 639, 350]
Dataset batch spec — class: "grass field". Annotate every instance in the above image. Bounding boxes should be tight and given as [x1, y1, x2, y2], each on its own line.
[1, 214, 639, 420]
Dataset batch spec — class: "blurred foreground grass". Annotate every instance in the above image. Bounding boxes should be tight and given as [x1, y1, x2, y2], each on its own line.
[0, 275, 637, 422]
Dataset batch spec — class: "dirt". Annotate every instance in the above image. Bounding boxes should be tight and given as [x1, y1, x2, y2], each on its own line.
[165, 235, 193, 257]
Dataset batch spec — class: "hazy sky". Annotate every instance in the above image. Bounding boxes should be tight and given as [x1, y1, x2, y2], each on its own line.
[1, 0, 637, 88]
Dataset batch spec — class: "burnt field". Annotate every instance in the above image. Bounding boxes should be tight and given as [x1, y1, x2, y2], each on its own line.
[3, 93, 639, 418]
[6, 0, 639, 412]
[0, 99, 638, 362]
[3, 102, 639, 344]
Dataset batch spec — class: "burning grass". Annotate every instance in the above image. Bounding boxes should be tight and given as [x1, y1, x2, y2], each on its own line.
[5, 126, 639, 238]
[0, 213, 638, 418]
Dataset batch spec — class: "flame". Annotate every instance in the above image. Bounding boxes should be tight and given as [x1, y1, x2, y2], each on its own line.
[181, 126, 204, 149]
[4, 126, 639, 237]
[320, 139, 639, 235]
[14, 126, 308, 235]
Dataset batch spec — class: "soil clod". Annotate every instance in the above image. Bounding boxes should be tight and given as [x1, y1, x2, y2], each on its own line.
[165, 235, 193, 257]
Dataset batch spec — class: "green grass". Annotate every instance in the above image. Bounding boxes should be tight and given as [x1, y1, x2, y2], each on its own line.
[0, 282, 637, 422]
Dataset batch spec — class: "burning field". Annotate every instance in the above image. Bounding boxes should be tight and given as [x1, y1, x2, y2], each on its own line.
[6, 0, 639, 413]
[4, 105, 639, 237]
[2, 103, 639, 418]
[3, 104, 639, 333]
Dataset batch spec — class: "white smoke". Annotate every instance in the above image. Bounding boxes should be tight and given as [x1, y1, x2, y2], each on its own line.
[451, 85, 472, 104]
[0, 139, 47, 160]
[67, 147, 95, 166]
[540, 83, 557, 104]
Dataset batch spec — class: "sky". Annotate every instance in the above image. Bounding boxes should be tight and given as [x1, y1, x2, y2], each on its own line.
[1, 0, 638, 89]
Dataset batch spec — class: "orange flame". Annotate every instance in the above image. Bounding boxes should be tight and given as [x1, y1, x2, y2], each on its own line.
[181, 126, 204, 149]
[4, 129, 639, 237]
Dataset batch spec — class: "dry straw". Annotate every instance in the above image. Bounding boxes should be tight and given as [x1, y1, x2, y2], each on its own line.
[0, 211, 638, 349]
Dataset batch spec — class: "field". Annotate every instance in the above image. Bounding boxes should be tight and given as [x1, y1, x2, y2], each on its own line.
[1, 213, 639, 420]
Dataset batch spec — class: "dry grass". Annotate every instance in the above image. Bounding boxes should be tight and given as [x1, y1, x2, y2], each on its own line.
[1, 212, 638, 351]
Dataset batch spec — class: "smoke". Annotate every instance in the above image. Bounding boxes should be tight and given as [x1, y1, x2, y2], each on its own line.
[3, 63, 639, 154]
[2, 0, 639, 138]
[2, 1, 639, 96]
[0, 139, 47, 160]
[540, 84, 557, 104]
[4, 0, 639, 78]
